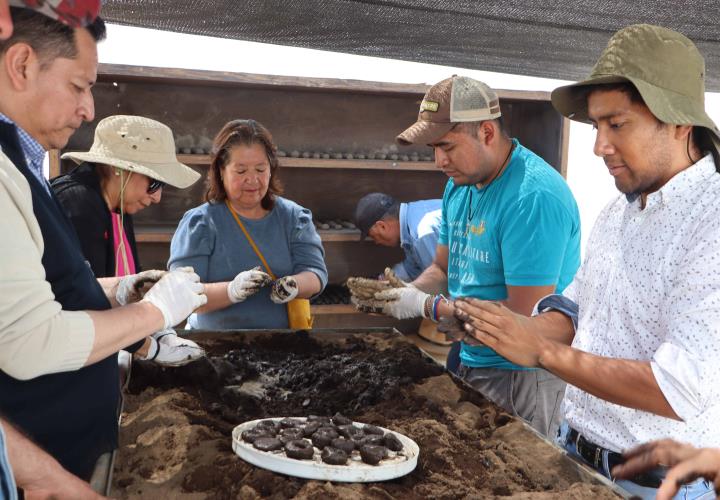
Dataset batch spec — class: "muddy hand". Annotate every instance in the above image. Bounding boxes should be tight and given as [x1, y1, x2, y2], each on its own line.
[453, 298, 487, 346]
[437, 315, 467, 343]
[227, 266, 273, 303]
[116, 269, 167, 305]
[346, 276, 393, 300]
[383, 267, 408, 288]
[270, 276, 299, 304]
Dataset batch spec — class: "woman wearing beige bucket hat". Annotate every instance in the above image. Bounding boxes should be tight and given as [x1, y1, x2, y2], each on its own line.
[53, 115, 204, 366]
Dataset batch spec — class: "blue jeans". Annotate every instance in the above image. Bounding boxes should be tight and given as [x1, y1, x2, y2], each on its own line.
[557, 422, 716, 500]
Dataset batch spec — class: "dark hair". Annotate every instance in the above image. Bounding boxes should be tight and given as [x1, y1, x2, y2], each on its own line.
[590, 82, 645, 107]
[0, 8, 106, 67]
[206, 119, 283, 210]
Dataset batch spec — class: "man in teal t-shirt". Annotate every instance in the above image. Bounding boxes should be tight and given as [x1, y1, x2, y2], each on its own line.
[350, 75, 580, 439]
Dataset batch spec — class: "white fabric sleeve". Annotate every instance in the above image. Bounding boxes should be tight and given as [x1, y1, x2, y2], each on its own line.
[0, 158, 95, 380]
[657, 206, 720, 421]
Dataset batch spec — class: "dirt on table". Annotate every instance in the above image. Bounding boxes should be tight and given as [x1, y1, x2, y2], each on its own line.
[113, 331, 621, 499]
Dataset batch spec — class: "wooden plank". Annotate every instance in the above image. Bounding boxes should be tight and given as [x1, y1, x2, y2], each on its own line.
[310, 304, 357, 315]
[560, 117, 571, 179]
[97, 63, 551, 101]
[135, 227, 366, 243]
[176, 154, 438, 172]
[48, 149, 61, 179]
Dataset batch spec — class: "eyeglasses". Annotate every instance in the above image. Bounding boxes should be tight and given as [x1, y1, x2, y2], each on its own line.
[147, 179, 165, 194]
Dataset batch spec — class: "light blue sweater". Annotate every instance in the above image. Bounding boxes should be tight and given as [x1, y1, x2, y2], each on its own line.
[169, 197, 328, 330]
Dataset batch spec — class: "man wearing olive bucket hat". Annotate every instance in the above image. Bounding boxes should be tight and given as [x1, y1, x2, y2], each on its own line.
[453, 24, 720, 499]
[54, 115, 204, 367]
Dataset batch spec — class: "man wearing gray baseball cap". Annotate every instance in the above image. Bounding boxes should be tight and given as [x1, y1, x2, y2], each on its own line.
[350, 75, 581, 439]
[455, 24, 720, 499]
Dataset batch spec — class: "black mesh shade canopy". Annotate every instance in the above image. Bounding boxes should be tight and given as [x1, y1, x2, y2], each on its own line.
[101, 0, 720, 92]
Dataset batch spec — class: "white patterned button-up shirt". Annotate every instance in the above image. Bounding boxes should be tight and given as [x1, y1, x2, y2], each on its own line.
[562, 153, 720, 452]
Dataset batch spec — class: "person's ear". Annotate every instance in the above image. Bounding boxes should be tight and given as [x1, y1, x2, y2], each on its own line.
[673, 124, 693, 141]
[479, 121, 496, 145]
[3, 43, 38, 92]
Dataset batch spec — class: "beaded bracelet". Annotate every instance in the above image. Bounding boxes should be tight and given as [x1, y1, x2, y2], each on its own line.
[431, 294, 447, 323]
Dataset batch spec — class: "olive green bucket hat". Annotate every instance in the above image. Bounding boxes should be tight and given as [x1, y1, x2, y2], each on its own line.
[552, 24, 720, 155]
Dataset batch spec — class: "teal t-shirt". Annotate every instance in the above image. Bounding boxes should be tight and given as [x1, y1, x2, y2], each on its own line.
[438, 139, 581, 369]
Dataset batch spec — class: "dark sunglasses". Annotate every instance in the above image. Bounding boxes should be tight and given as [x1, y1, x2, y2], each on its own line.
[147, 179, 165, 194]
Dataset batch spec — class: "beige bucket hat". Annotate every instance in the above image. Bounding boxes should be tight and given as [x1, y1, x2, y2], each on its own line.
[62, 115, 200, 189]
[551, 24, 720, 155]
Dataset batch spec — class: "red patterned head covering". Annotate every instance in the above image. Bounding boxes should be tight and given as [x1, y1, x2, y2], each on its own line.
[9, 0, 100, 27]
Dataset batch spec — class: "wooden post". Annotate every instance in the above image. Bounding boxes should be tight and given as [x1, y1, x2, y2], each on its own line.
[48, 149, 61, 179]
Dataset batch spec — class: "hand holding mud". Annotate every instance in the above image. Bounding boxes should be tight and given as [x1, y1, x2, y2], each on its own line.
[115, 269, 167, 305]
[270, 276, 299, 304]
[348, 268, 429, 318]
[141, 267, 207, 329]
[611, 440, 720, 500]
[437, 301, 483, 346]
[454, 298, 544, 367]
[227, 266, 273, 303]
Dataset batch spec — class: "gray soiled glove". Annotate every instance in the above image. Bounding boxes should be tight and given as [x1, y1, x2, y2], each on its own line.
[227, 266, 273, 303]
[116, 269, 167, 305]
[270, 276, 299, 304]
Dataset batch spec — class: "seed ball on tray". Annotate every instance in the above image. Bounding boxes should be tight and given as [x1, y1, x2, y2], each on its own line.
[331, 437, 356, 454]
[359, 434, 385, 447]
[241, 428, 274, 443]
[332, 412, 352, 426]
[384, 433, 404, 452]
[363, 424, 384, 435]
[307, 415, 331, 425]
[256, 420, 280, 433]
[253, 437, 283, 452]
[311, 428, 339, 449]
[321, 446, 349, 465]
[279, 427, 305, 444]
[360, 444, 388, 465]
[284, 439, 315, 460]
[302, 421, 321, 437]
[280, 417, 303, 428]
[338, 424, 364, 440]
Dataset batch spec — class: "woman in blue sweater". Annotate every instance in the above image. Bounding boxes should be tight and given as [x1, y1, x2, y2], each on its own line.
[169, 119, 327, 329]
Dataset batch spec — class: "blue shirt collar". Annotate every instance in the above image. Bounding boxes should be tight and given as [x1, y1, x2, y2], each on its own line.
[0, 112, 47, 180]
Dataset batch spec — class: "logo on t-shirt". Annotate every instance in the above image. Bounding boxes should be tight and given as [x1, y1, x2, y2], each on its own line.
[467, 220, 486, 236]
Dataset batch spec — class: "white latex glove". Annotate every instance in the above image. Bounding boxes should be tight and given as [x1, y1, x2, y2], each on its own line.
[352, 286, 430, 320]
[227, 266, 273, 303]
[116, 269, 167, 305]
[270, 276, 299, 304]
[141, 268, 207, 329]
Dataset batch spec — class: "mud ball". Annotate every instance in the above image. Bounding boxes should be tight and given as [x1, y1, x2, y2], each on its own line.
[284, 439, 314, 460]
[302, 421, 321, 437]
[331, 437, 356, 454]
[311, 428, 339, 449]
[279, 427, 305, 444]
[360, 444, 388, 465]
[321, 446, 349, 465]
[241, 428, 274, 443]
[253, 437, 283, 452]
[384, 433, 403, 452]
[307, 415, 331, 425]
[255, 420, 280, 433]
[338, 424, 364, 440]
[280, 417, 303, 428]
[363, 424, 384, 435]
[332, 412, 353, 426]
[359, 434, 385, 447]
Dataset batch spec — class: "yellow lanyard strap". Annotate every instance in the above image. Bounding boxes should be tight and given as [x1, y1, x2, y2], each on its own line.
[225, 199, 277, 280]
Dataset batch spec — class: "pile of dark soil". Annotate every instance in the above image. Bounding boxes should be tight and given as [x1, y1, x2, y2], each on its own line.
[112, 331, 620, 499]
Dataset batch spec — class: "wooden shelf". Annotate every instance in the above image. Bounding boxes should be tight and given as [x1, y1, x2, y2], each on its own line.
[310, 304, 356, 315]
[134, 226, 366, 243]
[176, 154, 438, 172]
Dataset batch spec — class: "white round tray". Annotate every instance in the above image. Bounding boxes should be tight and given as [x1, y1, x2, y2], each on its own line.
[232, 417, 419, 482]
